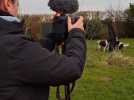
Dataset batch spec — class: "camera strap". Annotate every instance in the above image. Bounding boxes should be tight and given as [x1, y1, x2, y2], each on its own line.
[55, 44, 76, 100]
[56, 82, 76, 100]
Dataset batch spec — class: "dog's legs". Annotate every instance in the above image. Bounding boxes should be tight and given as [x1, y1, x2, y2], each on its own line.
[104, 47, 106, 52]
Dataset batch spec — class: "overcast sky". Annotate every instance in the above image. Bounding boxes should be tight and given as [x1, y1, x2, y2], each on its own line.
[19, 0, 134, 14]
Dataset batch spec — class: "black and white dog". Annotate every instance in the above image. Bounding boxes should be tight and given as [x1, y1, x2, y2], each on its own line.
[97, 40, 129, 52]
[97, 40, 109, 52]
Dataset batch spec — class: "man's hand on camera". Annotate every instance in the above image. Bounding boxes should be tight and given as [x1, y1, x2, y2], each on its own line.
[55, 12, 61, 16]
[68, 16, 84, 32]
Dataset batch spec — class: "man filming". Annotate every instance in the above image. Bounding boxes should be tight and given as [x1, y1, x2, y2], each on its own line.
[0, 0, 86, 100]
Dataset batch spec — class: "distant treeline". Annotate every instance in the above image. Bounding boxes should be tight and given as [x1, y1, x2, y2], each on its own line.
[20, 4, 134, 40]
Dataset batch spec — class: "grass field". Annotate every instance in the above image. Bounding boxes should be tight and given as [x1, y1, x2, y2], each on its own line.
[50, 39, 134, 100]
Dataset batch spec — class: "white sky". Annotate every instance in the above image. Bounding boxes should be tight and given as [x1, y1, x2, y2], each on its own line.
[19, 0, 134, 14]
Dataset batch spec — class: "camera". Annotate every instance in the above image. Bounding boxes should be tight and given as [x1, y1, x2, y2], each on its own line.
[42, 0, 79, 45]
[47, 15, 79, 43]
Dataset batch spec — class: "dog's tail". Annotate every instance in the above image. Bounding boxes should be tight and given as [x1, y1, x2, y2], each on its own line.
[124, 43, 129, 47]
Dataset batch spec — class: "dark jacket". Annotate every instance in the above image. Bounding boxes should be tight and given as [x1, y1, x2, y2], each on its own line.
[0, 16, 86, 100]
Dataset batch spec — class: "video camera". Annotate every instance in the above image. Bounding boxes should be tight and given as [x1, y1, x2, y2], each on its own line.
[43, 0, 80, 45]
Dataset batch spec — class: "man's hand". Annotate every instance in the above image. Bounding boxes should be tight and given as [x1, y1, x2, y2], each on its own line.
[68, 16, 84, 32]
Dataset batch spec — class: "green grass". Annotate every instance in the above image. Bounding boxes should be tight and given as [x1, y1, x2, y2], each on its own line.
[50, 39, 134, 100]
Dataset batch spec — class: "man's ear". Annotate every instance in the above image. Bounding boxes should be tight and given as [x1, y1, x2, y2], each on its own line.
[4, 0, 14, 11]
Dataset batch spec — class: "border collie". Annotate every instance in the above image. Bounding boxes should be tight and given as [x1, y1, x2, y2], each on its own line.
[97, 40, 109, 52]
[97, 40, 129, 52]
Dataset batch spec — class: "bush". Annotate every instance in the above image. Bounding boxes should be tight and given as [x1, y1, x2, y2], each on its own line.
[85, 17, 108, 40]
[124, 4, 134, 38]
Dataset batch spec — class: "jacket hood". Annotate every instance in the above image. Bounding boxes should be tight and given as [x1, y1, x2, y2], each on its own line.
[0, 16, 24, 36]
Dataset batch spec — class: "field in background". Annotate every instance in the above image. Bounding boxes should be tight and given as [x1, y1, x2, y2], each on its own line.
[50, 39, 134, 100]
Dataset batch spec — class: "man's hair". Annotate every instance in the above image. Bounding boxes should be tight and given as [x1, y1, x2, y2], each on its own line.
[0, 0, 4, 10]
[0, 0, 4, 4]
